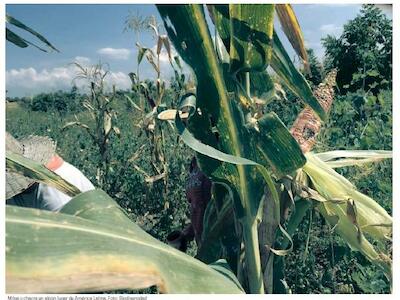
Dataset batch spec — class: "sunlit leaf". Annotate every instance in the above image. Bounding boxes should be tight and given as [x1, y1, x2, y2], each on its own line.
[302, 153, 392, 280]
[315, 150, 392, 168]
[229, 4, 275, 74]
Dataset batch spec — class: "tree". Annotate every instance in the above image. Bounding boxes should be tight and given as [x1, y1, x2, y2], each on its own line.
[322, 4, 392, 94]
[303, 48, 323, 86]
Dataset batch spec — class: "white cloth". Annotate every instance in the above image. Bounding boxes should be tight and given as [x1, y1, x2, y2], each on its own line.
[37, 161, 95, 211]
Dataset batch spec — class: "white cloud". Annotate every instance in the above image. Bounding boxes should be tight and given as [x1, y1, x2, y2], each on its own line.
[6, 65, 131, 97]
[97, 47, 131, 60]
[74, 56, 91, 65]
[6, 67, 76, 91]
[319, 24, 342, 36]
[150, 44, 177, 63]
[107, 71, 131, 90]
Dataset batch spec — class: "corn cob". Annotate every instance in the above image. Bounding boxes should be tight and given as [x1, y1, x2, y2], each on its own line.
[290, 69, 337, 153]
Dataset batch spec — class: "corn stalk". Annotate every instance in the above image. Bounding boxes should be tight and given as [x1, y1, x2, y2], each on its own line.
[125, 16, 187, 201]
[63, 62, 120, 189]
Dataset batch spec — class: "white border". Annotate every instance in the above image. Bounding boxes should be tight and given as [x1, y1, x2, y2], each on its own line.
[1, 1, 398, 299]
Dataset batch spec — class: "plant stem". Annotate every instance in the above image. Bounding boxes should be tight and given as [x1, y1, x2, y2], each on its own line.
[243, 219, 264, 294]
[245, 72, 251, 98]
[328, 224, 336, 293]
[258, 186, 280, 293]
[302, 209, 313, 265]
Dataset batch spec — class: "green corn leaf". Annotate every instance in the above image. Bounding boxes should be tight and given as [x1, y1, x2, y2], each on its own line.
[229, 4, 275, 74]
[6, 190, 244, 294]
[6, 28, 49, 52]
[209, 259, 244, 292]
[175, 108, 257, 166]
[208, 4, 326, 121]
[271, 32, 327, 121]
[125, 95, 142, 111]
[250, 71, 275, 99]
[326, 158, 392, 169]
[254, 112, 306, 178]
[6, 151, 81, 198]
[315, 150, 392, 161]
[6, 14, 59, 52]
[197, 186, 239, 266]
[6, 28, 28, 48]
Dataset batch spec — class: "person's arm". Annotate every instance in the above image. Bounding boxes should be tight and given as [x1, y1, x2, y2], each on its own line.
[181, 223, 195, 242]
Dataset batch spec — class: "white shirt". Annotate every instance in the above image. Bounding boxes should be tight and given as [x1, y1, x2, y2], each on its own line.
[37, 161, 95, 211]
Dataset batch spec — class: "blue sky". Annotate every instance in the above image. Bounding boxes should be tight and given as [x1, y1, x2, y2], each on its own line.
[5, 4, 375, 97]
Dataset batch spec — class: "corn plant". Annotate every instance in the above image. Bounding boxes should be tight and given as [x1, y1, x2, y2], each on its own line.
[125, 16, 186, 196]
[62, 62, 120, 188]
[156, 4, 392, 294]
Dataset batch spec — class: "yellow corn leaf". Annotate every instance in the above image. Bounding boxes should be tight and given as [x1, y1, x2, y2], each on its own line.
[275, 4, 309, 70]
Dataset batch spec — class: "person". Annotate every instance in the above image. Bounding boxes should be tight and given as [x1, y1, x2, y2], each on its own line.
[6, 132, 95, 211]
[167, 157, 212, 251]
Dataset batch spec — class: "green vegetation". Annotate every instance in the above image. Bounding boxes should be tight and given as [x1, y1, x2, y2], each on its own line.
[6, 4, 392, 294]
[323, 5, 392, 93]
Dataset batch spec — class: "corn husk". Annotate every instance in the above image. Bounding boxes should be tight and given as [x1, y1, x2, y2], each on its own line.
[157, 109, 189, 121]
[302, 152, 392, 280]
